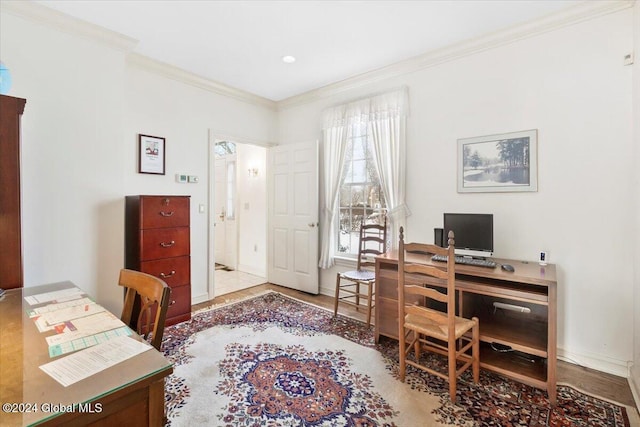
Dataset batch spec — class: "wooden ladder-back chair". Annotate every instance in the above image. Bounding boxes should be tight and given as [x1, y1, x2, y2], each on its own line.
[119, 269, 171, 351]
[333, 217, 387, 326]
[397, 227, 479, 403]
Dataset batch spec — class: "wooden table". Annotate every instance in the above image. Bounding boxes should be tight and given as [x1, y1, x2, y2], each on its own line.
[0, 282, 173, 426]
[375, 251, 558, 404]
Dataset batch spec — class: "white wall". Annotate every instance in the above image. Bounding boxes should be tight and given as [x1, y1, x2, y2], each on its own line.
[1, 5, 275, 314]
[0, 11, 127, 313]
[124, 66, 275, 304]
[631, 0, 640, 401]
[278, 9, 635, 376]
[236, 143, 267, 278]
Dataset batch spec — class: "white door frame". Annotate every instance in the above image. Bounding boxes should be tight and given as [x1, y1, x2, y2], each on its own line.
[207, 130, 273, 301]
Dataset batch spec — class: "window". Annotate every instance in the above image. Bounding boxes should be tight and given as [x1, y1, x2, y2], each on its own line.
[337, 123, 387, 256]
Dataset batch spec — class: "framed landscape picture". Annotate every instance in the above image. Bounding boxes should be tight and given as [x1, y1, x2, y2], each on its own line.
[138, 134, 165, 175]
[457, 129, 537, 193]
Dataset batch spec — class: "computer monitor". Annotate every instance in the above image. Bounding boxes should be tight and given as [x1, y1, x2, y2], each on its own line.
[443, 213, 493, 258]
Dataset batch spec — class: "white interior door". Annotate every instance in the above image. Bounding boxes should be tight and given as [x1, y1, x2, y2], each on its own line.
[214, 158, 227, 266]
[268, 141, 319, 293]
[214, 155, 238, 270]
[224, 157, 238, 270]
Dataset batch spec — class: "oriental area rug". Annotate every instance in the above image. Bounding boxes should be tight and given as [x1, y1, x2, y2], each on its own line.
[161, 292, 637, 427]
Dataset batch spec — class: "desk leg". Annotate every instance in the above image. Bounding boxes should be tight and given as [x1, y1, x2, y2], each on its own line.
[149, 378, 166, 426]
[548, 284, 557, 405]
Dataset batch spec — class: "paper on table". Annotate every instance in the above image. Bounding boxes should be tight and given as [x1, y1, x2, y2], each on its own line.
[39, 336, 153, 387]
[40, 302, 106, 326]
[24, 288, 85, 306]
[27, 297, 95, 318]
[45, 311, 126, 347]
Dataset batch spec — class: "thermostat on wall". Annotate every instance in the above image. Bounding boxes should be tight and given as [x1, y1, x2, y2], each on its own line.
[175, 174, 188, 183]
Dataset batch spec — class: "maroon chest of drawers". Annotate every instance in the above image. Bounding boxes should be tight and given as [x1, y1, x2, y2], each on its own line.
[125, 195, 191, 326]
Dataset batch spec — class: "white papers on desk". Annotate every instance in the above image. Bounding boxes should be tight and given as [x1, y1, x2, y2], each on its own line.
[45, 311, 126, 347]
[40, 336, 153, 387]
[39, 302, 106, 326]
[27, 297, 95, 317]
[24, 287, 85, 305]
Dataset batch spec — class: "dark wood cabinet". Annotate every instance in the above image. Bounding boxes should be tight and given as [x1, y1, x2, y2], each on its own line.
[125, 195, 191, 325]
[0, 95, 26, 289]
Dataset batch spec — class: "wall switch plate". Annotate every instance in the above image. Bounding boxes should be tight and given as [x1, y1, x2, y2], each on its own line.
[188, 175, 199, 183]
[624, 52, 634, 66]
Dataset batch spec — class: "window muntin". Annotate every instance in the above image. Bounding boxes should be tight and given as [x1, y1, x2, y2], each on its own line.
[337, 125, 386, 256]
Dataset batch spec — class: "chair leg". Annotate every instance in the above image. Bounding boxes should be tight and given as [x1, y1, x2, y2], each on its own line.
[472, 318, 480, 383]
[366, 281, 374, 326]
[448, 339, 457, 403]
[398, 328, 406, 381]
[333, 273, 341, 317]
[355, 282, 360, 309]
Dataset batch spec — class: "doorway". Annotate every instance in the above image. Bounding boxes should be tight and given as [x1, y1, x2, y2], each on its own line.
[209, 136, 268, 298]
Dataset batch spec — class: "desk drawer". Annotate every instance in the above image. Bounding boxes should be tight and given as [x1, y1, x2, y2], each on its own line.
[140, 227, 190, 261]
[141, 256, 190, 288]
[140, 196, 190, 229]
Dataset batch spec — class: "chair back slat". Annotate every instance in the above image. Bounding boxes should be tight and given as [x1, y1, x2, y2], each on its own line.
[355, 217, 388, 271]
[405, 284, 448, 303]
[119, 269, 171, 351]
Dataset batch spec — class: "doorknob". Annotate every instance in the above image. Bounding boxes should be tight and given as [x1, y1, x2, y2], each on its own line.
[308, 223, 315, 228]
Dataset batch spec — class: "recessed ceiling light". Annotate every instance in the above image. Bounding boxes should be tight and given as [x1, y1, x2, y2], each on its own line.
[282, 55, 296, 64]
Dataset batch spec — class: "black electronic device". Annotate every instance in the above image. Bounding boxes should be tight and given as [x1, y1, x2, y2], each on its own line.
[501, 264, 515, 272]
[443, 213, 493, 258]
[433, 228, 444, 247]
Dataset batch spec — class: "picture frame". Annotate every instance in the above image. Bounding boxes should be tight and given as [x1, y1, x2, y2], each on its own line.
[457, 129, 537, 193]
[138, 134, 165, 175]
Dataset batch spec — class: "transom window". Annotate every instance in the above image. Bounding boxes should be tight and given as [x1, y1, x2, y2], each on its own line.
[337, 123, 387, 256]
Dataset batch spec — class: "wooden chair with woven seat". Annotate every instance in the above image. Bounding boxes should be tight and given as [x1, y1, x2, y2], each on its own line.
[397, 227, 479, 403]
[333, 217, 387, 326]
[119, 268, 171, 351]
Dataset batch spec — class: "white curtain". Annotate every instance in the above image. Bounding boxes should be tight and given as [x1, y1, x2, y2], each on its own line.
[318, 106, 349, 269]
[319, 87, 410, 268]
[369, 87, 410, 249]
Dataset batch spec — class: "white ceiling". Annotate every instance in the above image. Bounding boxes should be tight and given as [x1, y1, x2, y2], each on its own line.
[35, 0, 582, 102]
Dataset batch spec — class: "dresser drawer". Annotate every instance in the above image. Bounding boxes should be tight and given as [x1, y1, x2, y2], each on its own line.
[140, 256, 190, 288]
[140, 196, 190, 229]
[166, 285, 191, 320]
[140, 227, 190, 261]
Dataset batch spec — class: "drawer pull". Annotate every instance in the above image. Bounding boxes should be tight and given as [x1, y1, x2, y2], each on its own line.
[160, 240, 176, 248]
[170, 300, 176, 306]
[160, 211, 174, 217]
[160, 270, 176, 278]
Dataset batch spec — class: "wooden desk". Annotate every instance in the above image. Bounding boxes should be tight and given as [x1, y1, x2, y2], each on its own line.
[375, 251, 558, 404]
[0, 282, 173, 426]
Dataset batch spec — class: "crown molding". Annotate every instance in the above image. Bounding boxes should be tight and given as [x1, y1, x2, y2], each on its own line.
[127, 54, 277, 110]
[0, 0, 138, 52]
[277, 0, 635, 110]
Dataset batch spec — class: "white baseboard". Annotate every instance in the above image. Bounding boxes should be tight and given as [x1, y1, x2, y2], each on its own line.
[191, 292, 210, 305]
[558, 347, 630, 378]
[628, 374, 640, 411]
[237, 263, 267, 278]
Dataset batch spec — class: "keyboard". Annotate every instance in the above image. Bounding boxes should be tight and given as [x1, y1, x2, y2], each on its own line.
[431, 254, 496, 268]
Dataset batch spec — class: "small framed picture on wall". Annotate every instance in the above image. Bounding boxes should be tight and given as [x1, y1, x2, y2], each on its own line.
[138, 134, 165, 175]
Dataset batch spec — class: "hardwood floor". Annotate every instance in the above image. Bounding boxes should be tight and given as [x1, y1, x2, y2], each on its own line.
[192, 283, 638, 411]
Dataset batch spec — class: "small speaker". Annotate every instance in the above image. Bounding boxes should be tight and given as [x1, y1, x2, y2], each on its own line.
[434, 228, 444, 247]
